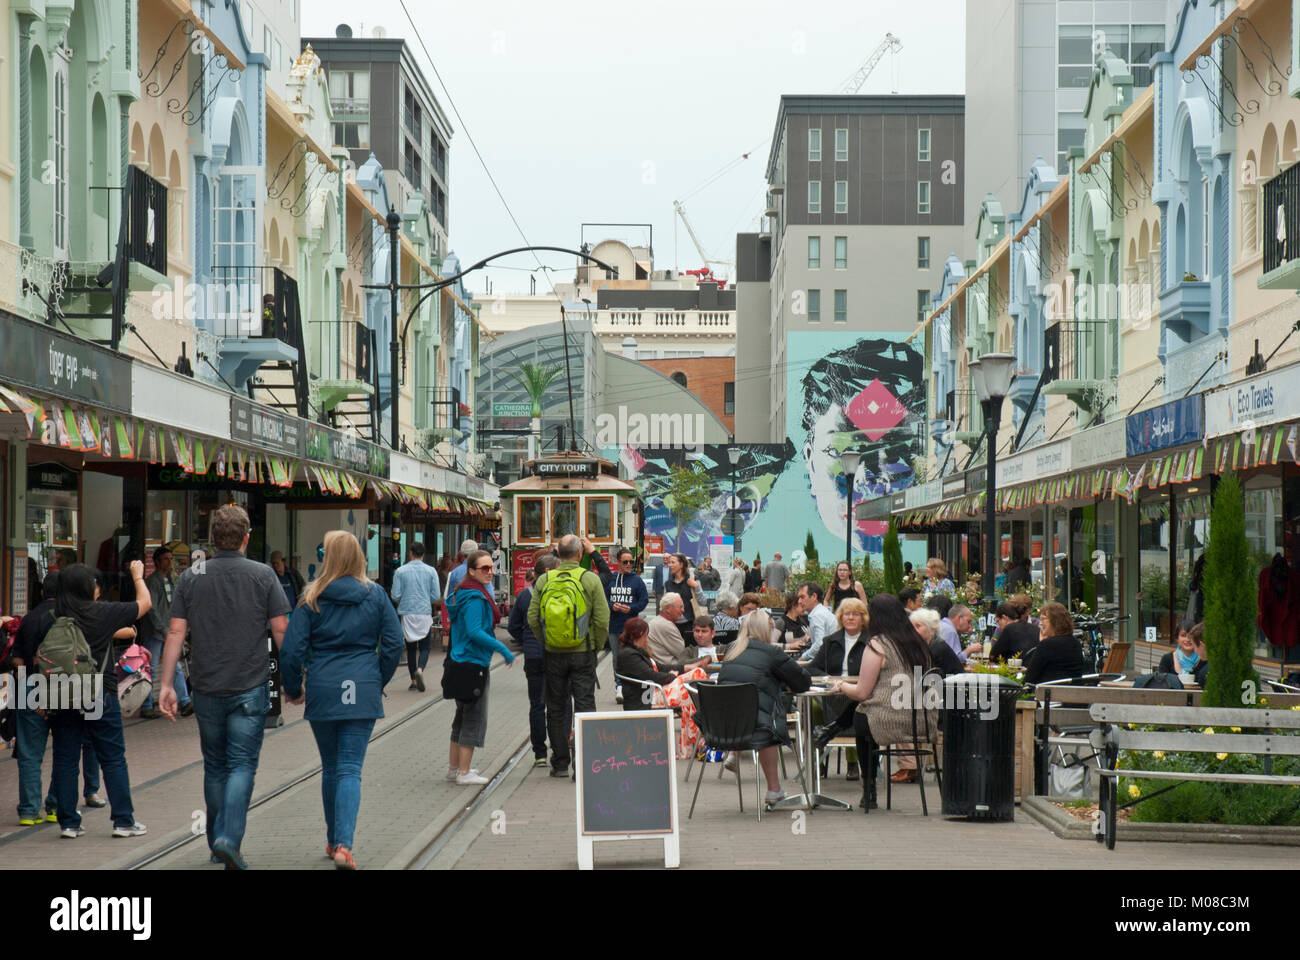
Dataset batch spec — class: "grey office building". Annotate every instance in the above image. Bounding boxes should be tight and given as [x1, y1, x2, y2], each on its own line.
[964, 0, 1169, 240]
[734, 95, 965, 443]
[305, 26, 452, 253]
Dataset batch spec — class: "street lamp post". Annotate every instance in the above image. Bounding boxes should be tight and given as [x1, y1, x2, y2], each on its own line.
[840, 450, 862, 566]
[726, 437, 742, 547]
[969, 352, 1017, 621]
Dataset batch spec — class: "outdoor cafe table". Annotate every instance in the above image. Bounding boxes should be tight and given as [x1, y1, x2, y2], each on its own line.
[771, 682, 856, 812]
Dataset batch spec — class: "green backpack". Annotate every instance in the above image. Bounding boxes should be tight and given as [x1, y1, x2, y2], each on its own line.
[538, 568, 591, 650]
[35, 616, 99, 681]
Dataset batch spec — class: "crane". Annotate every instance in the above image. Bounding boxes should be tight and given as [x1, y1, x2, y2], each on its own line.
[673, 200, 731, 282]
[837, 33, 902, 94]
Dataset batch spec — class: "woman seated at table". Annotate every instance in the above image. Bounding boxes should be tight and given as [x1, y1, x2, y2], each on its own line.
[830, 594, 934, 812]
[990, 601, 1040, 661]
[1158, 619, 1208, 686]
[910, 607, 961, 676]
[775, 593, 808, 653]
[717, 609, 811, 808]
[616, 617, 681, 711]
[807, 598, 868, 780]
[1022, 602, 1086, 685]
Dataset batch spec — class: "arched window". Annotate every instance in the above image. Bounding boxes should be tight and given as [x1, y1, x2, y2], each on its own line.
[671, 372, 687, 388]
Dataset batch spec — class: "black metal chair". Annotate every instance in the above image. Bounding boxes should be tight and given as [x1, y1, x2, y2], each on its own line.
[881, 667, 945, 816]
[686, 682, 760, 820]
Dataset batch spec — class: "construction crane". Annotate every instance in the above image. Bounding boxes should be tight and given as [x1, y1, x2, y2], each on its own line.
[673, 200, 731, 282]
[838, 33, 902, 94]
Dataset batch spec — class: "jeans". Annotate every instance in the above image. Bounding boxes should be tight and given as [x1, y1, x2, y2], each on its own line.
[405, 633, 432, 679]
[543, 650, 596, 769]
[142, 636, 191, 710]
[524, 659, 548, 759]
[15, 693, 101, 818]
[193, 684, 268, 852]
[308, 718, 375, 850]
[50, 690, 134, 829]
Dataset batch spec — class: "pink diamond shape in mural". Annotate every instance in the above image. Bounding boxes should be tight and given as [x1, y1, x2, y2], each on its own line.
[845, 379, 905, 441]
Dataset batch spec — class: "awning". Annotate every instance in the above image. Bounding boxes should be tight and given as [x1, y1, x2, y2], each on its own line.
[267, 89, 339, 173]
[1077, 87, 1153, 175]
[1178, 0, 1265, 70]
[906, 234, 1009, 343]
[157, 0, 246, 70]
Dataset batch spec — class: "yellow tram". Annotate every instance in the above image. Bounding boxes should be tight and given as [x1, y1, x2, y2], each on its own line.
[498, 452, 641, 594]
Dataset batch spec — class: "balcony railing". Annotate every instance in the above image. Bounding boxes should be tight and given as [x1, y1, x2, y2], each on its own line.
[1262, 162, 1299, 277]
[207, 265, 301, 346]
[330, 97, 370, 114]
[1053, 319, 1111, 383]
[591, 309, 735, 333]
[310, 319, 375, 385]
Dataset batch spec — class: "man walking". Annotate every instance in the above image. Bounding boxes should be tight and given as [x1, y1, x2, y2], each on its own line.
[508, 555, 558, 766]
[446, 539, 480, 595]
[528, 535, 609, 778]
[158, 505, 290, 870]
[139, 546, 193, 719]
[763, 552, 791, 592]
[391, 542, 442, 692]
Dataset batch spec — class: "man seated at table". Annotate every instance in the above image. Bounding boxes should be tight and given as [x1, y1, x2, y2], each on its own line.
[649, 594, 708, 669]
[928, 596, 982, 663]
[1023, 602, 1087, 685]
[990, 601, 1039, 661]
[692, 616, 726, 661]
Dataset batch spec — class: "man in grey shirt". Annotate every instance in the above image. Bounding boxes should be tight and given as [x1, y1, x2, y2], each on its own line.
[763, 552, 791, 592]
[139, 545, 192, 719]
[159, 505, 289, 870]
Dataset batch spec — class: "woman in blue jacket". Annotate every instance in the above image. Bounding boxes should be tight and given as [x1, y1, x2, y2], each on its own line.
[280, 531, 402, 870]
[445, 549, 515, 786]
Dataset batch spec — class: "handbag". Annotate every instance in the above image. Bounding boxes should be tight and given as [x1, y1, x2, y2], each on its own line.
[441, 655, 488, 703]
[115, 643, 154, 719]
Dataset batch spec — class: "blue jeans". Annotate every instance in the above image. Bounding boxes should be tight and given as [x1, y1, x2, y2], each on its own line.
[524, 658, 548, 758]
[50, 690, 134, 829]
[14, 689, 102, 818]
[308, 718, 376, 849]
[142, 636, 191, 710]
[193, 684, 268, 853]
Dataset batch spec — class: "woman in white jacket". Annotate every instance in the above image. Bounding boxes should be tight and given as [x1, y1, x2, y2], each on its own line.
[723, 559, 747, 599]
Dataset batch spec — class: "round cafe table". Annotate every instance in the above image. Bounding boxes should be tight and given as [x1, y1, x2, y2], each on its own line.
[770, 682, 856, 812]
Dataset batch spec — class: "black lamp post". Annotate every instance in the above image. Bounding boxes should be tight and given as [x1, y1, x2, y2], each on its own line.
[726, 437, 741, 545]
[840, 450, 862, 566]
[969, 352, 1017, 619]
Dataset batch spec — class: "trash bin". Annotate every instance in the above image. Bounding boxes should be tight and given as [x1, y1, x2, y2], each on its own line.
[940, 674, 1021, 821]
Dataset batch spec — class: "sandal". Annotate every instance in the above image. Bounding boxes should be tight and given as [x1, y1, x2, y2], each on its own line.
[325, 843, 336, 859]
[333, 846, 356, 870]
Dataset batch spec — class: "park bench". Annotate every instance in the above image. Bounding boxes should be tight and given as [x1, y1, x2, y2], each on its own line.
[1088, 703, 1300, 849]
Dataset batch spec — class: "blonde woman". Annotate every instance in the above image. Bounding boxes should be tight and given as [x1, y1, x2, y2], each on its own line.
[280, 531, 403, 869]
[922, 557, 955, 600]
[716, 609, 812, 807]
[807, 597, 868, 780]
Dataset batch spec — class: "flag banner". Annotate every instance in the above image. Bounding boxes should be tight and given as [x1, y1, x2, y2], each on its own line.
[194, 440, 208, 476]
[74, 408, 96, 453]
[114, 417, 133, 459]
[56, 403, 76, 449]
[215, 444, 227, 477]
[0, 384, 36, 415]
[1192, 446, 1203, 479]
[235, 448, 246, 482]
[1159, 456, 1173, 486]
[1231, 436, 1241, 471]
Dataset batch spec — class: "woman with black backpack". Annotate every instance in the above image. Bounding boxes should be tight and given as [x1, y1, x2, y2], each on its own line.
[47, 562, 151, 839]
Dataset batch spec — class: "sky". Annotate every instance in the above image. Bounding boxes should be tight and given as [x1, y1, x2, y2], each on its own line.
[303, 0, 966, 295]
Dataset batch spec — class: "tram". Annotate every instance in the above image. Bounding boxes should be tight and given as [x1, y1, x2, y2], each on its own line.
[498, 452, 642, 595]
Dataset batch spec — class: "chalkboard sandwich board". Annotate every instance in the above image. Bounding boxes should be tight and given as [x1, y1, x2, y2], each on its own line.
[574, 710, 679, 869]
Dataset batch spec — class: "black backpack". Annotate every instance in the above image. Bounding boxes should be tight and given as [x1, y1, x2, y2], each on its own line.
[1132, 672, 1184, 689]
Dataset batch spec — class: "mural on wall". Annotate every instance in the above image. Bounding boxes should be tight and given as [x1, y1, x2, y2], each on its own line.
[620, 332, 926, 561]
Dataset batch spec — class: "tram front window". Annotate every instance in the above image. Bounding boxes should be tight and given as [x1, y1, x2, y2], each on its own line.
[551, 498, 579, 539]
[519, 498, 545, 542]
[586, 497, 613, 541]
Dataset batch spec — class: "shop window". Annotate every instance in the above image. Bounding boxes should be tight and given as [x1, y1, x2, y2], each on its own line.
[1138, 496, 1171, 643]
[1175, 490, 1211, 627]
[551, 498, 579, 539]
[586, 497, 614, 541]
[518, 497, 545, 542]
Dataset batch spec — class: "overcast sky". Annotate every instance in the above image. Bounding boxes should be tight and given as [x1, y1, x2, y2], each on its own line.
[303, 0, 965, 295]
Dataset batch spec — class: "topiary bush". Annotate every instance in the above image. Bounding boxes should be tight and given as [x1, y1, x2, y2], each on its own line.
[882, 520, 903, 594]
[1201, 472, 1260, 707]
[803, 531, 818, 565]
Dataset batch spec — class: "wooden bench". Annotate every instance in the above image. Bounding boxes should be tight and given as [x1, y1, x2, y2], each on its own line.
[1089, 703, 1300, 849]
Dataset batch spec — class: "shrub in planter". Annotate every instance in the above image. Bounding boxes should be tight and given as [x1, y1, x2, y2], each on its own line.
[1201, 472, 1260, 707]
[883, 520, 903, 594]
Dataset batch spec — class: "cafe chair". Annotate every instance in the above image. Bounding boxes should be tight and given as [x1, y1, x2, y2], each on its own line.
[881, 667, 945, 816]
[614, 672, 671, 712]
[685, 682, 762, 821]
[1101, 642, 1131, 675]
[1266, 679, 1300, 694]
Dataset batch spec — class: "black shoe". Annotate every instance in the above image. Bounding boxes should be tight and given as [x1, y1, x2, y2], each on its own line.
[812, 724, 840, 753]
[415, 671, 426, 692]
[179, 701, 194, 718]
[212, 840, 248, 870]
[858, 789, 878, 812]
[550, 765, 570, 778]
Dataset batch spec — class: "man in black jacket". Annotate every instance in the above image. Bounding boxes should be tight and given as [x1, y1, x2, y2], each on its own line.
[507, 556, 558, 767]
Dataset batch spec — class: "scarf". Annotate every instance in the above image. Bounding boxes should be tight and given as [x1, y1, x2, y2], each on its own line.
[1175, 647, 1200, 673]
[457, 577, 501, 627]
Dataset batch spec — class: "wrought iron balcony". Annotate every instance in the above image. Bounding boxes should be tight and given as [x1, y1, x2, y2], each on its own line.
[1259, 162, 1300, 290]
[1042, 319, 1113, 415]
[208, 266, 308, 417]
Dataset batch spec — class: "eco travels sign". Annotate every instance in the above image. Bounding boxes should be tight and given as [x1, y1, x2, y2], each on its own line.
[1205, 364, 1300, 437]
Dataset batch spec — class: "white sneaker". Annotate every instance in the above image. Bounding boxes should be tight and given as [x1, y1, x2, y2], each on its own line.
[111, 821, 148, 838]
[445, 767, 460, 781]
[615, 685, 624, 704]
[60, 826, 85, 839]
[723, 752, 739, 773]
[456, 769, 489, 785]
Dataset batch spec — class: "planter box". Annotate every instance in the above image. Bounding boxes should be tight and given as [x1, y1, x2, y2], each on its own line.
[1022, 795, 1300, 845]
[1014, 698, 1035, 804]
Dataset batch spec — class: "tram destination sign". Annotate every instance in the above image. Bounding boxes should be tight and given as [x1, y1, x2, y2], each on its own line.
[534, 458, 599, 478]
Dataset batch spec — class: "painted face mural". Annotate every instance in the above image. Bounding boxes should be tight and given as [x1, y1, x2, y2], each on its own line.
[798, 337, 925, 553]
[612, 334, 924, 561]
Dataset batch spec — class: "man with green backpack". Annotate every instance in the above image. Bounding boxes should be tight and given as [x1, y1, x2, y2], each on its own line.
[527, 534, 609, 778]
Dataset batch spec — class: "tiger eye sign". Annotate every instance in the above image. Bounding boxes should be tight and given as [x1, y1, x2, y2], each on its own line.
[574, 711, 679, 869]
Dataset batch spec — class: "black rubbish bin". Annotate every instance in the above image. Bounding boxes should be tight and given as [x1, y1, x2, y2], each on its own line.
[940, 674, 1021, 821]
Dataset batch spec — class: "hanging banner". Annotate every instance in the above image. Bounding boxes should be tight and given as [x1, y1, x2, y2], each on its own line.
[1126, 395, 1203, 456]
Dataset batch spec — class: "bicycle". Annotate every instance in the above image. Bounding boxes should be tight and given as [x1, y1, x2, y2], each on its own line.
[1072, 614, 1130, 673]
